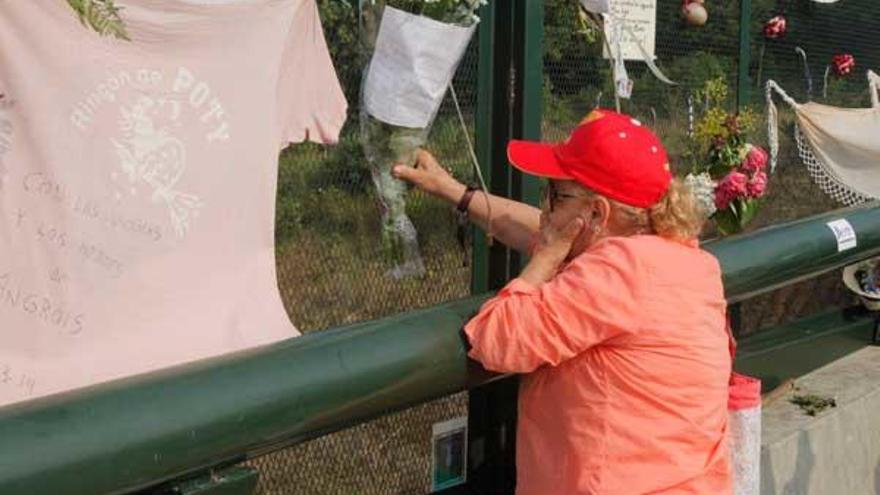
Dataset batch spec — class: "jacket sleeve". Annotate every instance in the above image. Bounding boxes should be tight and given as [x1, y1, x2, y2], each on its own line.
[464, 240, 644, 373]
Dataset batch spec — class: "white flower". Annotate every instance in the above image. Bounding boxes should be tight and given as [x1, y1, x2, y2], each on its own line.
[684, 172, 717, 218]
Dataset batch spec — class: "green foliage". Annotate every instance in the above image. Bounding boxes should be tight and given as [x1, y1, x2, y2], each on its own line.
[544, 0, 604, 97]
[317, 1, 361, 105]
[380, 0, 486, 25]
[542, 76, 582, 132]
[275, 135, 374, 243]
[714, 199, 761, 237]
[66, 0, 129, 40]
[790, 393, 837, 417]
[305, 135, 371, 195]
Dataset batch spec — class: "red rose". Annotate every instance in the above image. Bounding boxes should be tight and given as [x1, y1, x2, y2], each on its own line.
[763, 15, 787, 39]
[832, 54, 856, 76]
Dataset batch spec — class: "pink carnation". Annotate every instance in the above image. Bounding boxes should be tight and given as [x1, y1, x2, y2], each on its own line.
[715, 171, 749, 210]
[748, 171, 768, 198]
[741, 145, 768, 174]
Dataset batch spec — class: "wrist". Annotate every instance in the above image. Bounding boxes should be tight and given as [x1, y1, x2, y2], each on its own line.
[443, 181, 468, 205]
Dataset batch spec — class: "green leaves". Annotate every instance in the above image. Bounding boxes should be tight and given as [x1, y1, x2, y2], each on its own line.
[713, 199, 760, 236]
[67, 0, 130, 41]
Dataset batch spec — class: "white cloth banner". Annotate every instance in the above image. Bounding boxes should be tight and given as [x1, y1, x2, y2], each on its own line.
[363, 7, 475, 129]
[766, 71, 880, 206]
[0, 0, 346, 406]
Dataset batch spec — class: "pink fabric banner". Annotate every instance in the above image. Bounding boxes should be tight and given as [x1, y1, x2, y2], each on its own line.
[0, 0, 346, 406]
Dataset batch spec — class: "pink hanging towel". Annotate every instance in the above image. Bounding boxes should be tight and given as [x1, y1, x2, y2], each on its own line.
[0, 0, 347, 406]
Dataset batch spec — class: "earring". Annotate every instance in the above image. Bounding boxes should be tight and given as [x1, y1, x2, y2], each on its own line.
[592, 225, 601, 233]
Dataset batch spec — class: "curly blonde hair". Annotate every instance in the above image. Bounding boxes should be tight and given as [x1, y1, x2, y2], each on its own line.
[605, 179, 706, 240]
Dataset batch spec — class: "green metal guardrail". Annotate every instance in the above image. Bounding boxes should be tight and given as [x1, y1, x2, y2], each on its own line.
[1, 204, 879, 495]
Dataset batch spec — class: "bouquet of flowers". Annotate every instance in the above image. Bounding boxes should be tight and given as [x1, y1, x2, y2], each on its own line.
[685, 78, 769, 236]
[359, 0, 485, 278]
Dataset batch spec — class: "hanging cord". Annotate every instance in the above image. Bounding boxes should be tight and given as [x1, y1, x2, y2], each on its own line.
[823, 65, 831, 100]
[795, 47, 813, 101]
[868, 70, 880, 109]
[449, 82, 494, 247]
[765, 79, 798, 173]
[577, 8, 621, 111]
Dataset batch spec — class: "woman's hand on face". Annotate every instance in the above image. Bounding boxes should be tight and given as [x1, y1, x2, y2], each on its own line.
[520, 216, 585, 286]
[392, 149, 465, 204]
[536, 215, 585, 264]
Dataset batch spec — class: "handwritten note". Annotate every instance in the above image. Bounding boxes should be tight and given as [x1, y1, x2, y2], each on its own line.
[363, 7, 476, 129]
[0, 271, 85, 335]
[0, 363, 36, 396]
[603, 0, 657, 62]
[22, 172, 164, 243]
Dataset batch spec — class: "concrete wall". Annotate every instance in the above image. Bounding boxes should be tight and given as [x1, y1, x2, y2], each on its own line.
[761, 346, 880, 494]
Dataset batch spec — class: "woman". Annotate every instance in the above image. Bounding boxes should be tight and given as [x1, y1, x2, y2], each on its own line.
[393, 110, 732, 494]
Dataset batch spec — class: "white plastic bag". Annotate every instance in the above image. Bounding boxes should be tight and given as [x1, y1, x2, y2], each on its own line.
[359, 4, 476, 278]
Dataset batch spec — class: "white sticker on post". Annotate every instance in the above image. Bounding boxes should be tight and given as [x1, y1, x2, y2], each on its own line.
[431, 416, 468, 491]
[827, 219, 857, 252]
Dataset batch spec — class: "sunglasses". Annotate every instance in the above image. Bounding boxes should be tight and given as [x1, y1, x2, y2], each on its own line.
[542, 182, 590, 212]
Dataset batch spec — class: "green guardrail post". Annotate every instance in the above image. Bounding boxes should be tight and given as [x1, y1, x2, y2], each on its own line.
[510, 0, 545, 273]
[731, 0, 753, 334]
[468, 1, 519, 494]
[737, 0, 752, 108]
[473, 0, 514, 294]
[469, 1, 544, 494]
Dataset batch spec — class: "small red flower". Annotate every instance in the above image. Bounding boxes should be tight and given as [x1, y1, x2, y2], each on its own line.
[742, 145, 768, 174]
[832, 53, 856, 76]
[763, 15, 787, 39]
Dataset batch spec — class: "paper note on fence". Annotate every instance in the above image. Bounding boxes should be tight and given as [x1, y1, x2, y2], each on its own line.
[603, 0, 657, 62]
[363, 7, 476, 129]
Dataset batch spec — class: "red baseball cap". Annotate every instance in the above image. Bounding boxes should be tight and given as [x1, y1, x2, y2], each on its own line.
[507, 109, 672, 208]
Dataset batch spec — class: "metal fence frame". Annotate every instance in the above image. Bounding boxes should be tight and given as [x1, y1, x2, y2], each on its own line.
[4, 1, 879, 494]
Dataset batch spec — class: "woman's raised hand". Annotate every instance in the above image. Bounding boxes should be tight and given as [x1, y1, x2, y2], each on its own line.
[392, 149, 465, 204]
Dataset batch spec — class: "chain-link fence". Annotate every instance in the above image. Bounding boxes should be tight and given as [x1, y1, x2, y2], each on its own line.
[250, 1, 479, 493]
[246, 1, 880, 493]
[739, 0, 879, 332]
[543, 0, 877, 335]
